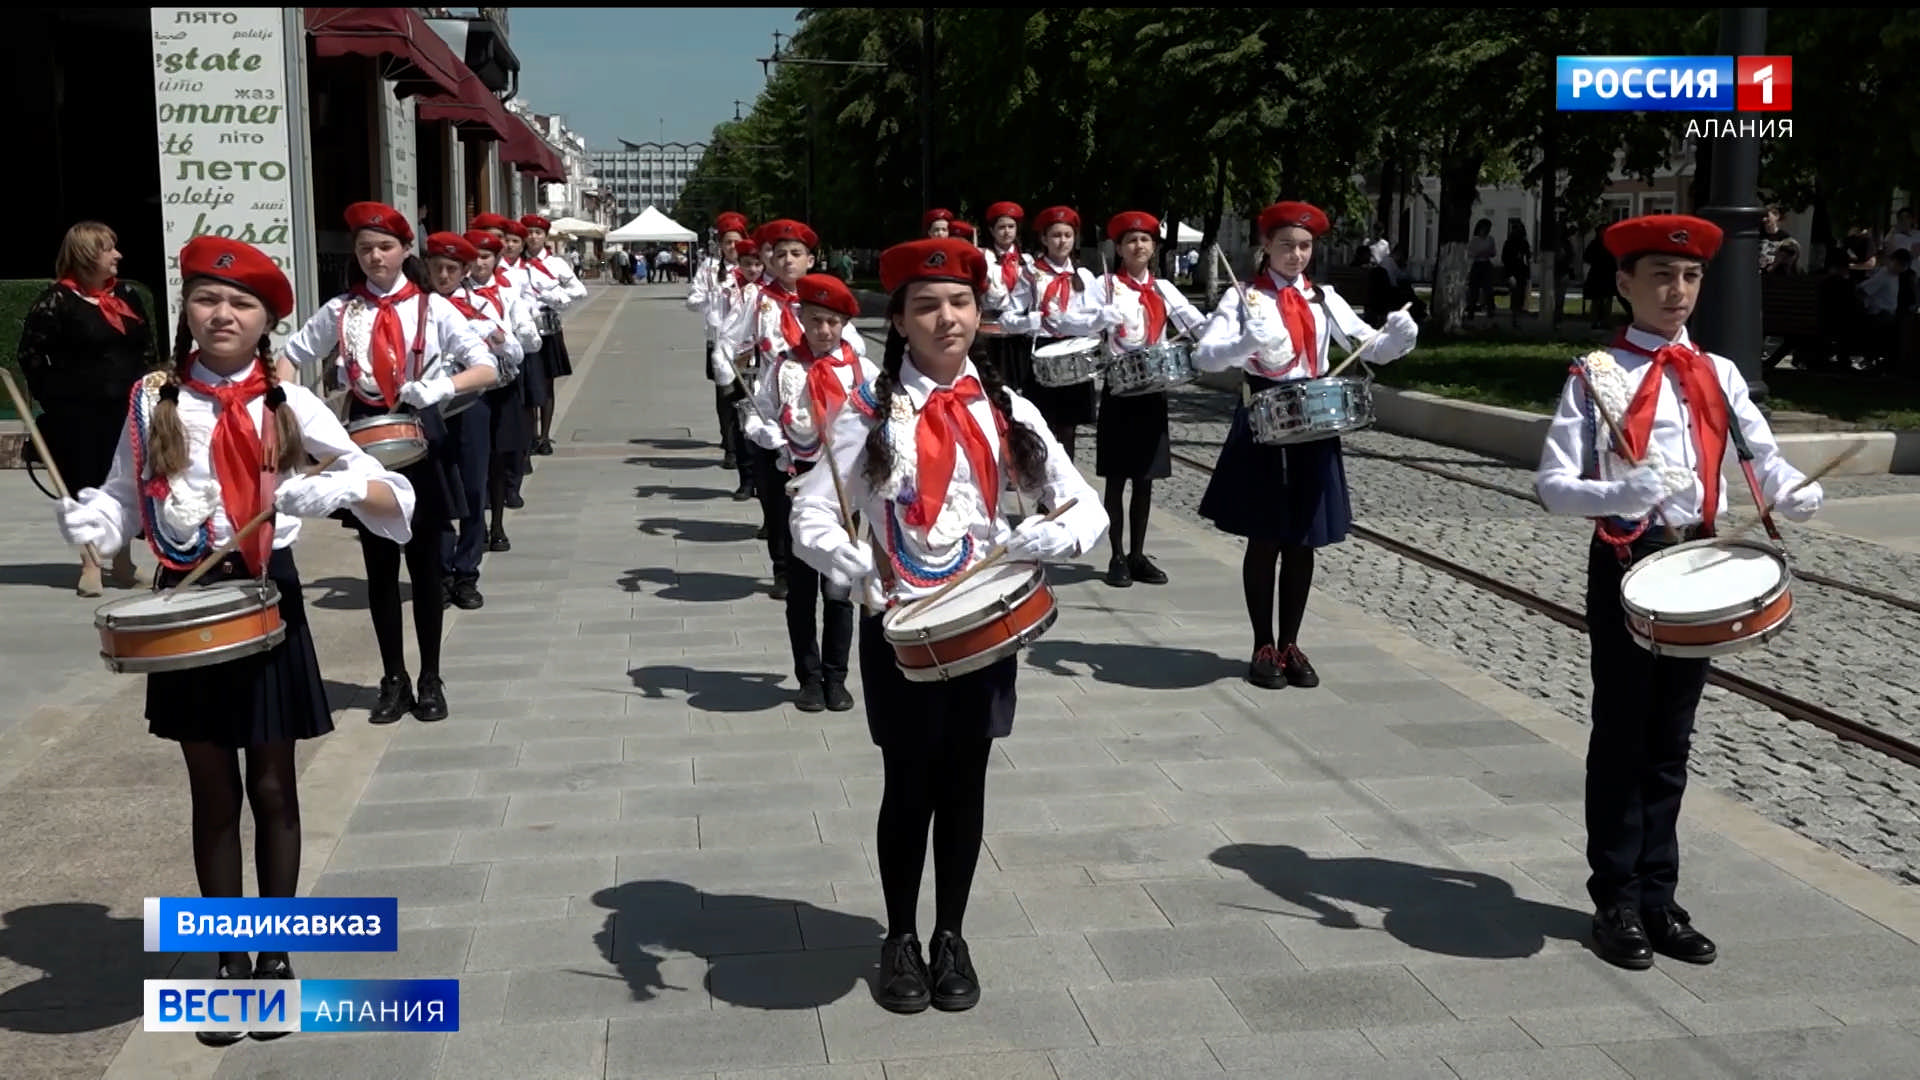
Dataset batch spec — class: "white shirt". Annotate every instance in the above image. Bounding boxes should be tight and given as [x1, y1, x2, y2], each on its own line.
[497, 256, 559, 315]
[997, 259, 1105, 338]
[283, 278, 496, 405]
[1536, 325, 1805, 528]
[982, 245, 1034, 315]
[1192, 269, 1376, 380]
[685, 256, 730, 336]
[1857, 266, 1901, 316]
[1097, 271, 1207, 356]
[455, 280, 533, 381]
[745, 341, 882, 467]
[525, 249, 589, 312]
[80, 359, 416, 553]
[791, 355, 1108, 604]
[718, 279, 868, 380]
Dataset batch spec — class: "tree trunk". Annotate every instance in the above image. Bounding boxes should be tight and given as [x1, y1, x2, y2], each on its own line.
[1538, 115, 1562, 329]
[1433, 151, 1485, 333]
[1689, 140, 1714, 214]
[1200, 154, 1229, 302]
[1377, 149, 1399, 243]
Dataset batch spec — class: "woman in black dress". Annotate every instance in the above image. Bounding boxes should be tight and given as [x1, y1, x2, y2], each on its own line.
[17, 221, 156, 594]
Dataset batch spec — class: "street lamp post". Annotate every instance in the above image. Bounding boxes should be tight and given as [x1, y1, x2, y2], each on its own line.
[758, 29, 911, 213]
[1691, 7, 1770, 405]
[919, 9, 934, 215]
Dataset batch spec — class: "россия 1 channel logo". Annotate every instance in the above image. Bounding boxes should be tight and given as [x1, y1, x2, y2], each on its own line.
[1557, 56, 1792, 137]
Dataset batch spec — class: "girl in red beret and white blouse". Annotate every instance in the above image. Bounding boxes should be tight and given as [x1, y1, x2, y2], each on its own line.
[994, 205, 1124, 457]
[688, 212, 753, 476]
[519, 214, 588, 457]
[1193, 200, 1418, 690]
[923, 209, 955, 238]
[54, 237, 414, 1040]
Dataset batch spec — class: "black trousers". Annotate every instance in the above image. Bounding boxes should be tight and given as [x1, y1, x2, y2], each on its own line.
[761, 459, 853, 686]
[715, 387, 754, 491]
[752, 446, 789, 577]
[1583, 536, 1711, 912]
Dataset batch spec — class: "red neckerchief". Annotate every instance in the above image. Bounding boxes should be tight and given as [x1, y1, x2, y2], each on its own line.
[996, 248, 1021, 293]
[524, 251, 557, 280]
[801, 342, 861, 432]
[759, 280, 805, 351]
[1249, 271, 1318, 376]
[1114, 273, 1167, 346]
[1612, 329, 1731, 532]
[1037, 261, 1076, 315]
[910, 374, 999, 529]
[730, 267, 749, 288]
[181, 359, 274, 576]
[446, 289, 487, 321]
[473, 283, 506, 318]
[351, 282, 421, 409]
[61, 277, 142, 335]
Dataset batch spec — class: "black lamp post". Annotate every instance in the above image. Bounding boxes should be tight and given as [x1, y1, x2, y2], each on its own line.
[1690, 7, 1770, 406]
[760, 28, 916, 213]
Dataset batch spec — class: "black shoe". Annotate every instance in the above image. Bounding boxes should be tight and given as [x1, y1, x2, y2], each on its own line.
[1247, 645, 1286, 690]
[824, 681, 854, 712]
[370, 674, 414, 725]
[197, 954, 251, 1046]
[1105, 555, 1132, 588]
[1279, 643, 1319, 688]
[1643, 905, 1717, 964]
[796, 679, 826, 713]
[770, 574, 789, 601]
[1591, 905, 1655, 970]
[249, 954, 294, 1041]
[733, 485, 755, 502]
[413, 674, 449, 722]
[505, 492, 525, 510]
[722, 452, 737, 471]
[1128, 552, 1168, 585]
[488, 529, 512, 552]
[928, 930, 981, 1012]
[450, 579, 485, 610]
[534, 437, 555, 455]
[875, 934, 931, 1014]
[440, 578, 455, 610]
[756, 523, 769, 540]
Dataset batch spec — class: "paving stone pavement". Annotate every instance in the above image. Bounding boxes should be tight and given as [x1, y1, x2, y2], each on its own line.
[5, 284, 1919, 1079]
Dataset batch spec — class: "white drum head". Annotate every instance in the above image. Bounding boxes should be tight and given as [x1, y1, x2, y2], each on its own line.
[105, 585, 255, 618]
[886, 562, 1039, 634]
[1033, 337, 1101, 359]
[1621, 541, 1786, 618]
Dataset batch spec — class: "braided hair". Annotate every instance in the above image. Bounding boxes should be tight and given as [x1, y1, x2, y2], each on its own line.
[861, 287, 1048, 493]
[147, 299, 305, 479]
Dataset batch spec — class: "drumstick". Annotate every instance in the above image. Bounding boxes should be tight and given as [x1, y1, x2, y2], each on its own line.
[166, 454, 341, 597]
[813, 421, 880, 614]
[1, 367, 102, 564]
[900, 498, 1079, 618]
[1326, 302, 1413, 379]
[1739, 440, 1865, 534]
[1572, 361, 1679, 545]
[1212, 248, 1256, 407]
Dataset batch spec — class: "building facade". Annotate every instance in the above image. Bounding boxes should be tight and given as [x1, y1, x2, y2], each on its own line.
[589, 141, 707, 218]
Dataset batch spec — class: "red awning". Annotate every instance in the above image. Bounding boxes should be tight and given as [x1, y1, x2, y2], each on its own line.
[416, 72, 514, 142]
[305, 8, 465, 100]
[505, 116, 566, 182]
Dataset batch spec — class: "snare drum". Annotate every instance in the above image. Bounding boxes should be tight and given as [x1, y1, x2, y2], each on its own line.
[347, 413, 429, 469]
[882, 562, 1058, 682]
[1030, 337, 1104, 388]
[95, 582, 285, 674]
[1106, 343, 1197, 397]
[1247, 376, 1375, 446]
[536, 307, 562, 336]
[1618, 538, 1794, 658]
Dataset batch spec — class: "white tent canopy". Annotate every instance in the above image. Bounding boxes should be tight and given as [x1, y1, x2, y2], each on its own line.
[607, 206, 697, 244]
[546, 216, 604, 238]
[1174, 222, 1204, 244]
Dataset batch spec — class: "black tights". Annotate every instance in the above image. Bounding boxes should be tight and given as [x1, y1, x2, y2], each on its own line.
[488, 452, 511, 536]
[875, 735, 993, 939]
[537, 401, 553, 443]
[1103, 476, 1154, 557]
[1051, 424, 1077, 458]
[360, 532, 443, 678]
[182, 740, 300, 967]
[1243, 539, 1316, 649]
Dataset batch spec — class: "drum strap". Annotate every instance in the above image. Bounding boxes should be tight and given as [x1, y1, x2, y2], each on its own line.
[1574, 359, 1656, 563]
[1717, 380, 1782, 543]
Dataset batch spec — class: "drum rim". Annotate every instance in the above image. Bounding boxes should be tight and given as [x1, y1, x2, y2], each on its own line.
[1628, 609, 1793, 658]
[896, 603, 1059, 682]
[96, 581, 282, 630]
[1619, 538, 1794, 624]
[1032, 336, 1104, 358]
[882, 563, 1046, 640]
[346, 414, 424, 433]
[100, 624, 288, 673]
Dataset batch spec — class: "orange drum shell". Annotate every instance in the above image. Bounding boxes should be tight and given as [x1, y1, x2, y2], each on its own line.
[99, 605, 286, 663]
[1627, 588, 1795, 649]
[891, 580, 1056, 674]
[349, 418, 424, 448]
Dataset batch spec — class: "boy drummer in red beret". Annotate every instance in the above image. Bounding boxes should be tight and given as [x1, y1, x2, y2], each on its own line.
[689, 212, 752, 473]
[1536, 214, 1822, 971]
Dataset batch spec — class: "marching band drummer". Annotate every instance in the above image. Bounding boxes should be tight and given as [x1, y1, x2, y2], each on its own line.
[922, 208, 955, 238]
[1535, 214, 1820, 972]
[708, 239, 766, 501]
[1191, 201, 1417, 690]
[493, 215, 550, 512]
[520, 214, 589, 458]
[739, 273, 879, 713]
[283, 202, 497, 725]
[686, 211, 752, 474]
[977, 201, 1032, 398]
[1096, 211, 1207, 588]
[467, 215, 545, 549]
[993, 205, 1122, 457]
[790, 238, 1107, 1016]
[53, 237, 414, 1043]
[950, 221, 976, 247]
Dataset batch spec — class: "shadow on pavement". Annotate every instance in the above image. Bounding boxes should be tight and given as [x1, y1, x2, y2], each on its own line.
[0, 562, 90, 591]
[302, 575, 378, 612]
[633, 484, 735, 502]
[0, 902, 163, 1033]
[628, 437, 711, 452]
[1028, 640, 1245, 690]
[636, 518, 761, 544]
[618, 567, 763, 603]
[622, 456, 716, 471]
[627, 664, 794, 712]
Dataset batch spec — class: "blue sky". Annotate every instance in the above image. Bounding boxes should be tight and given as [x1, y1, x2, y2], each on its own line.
[509, 7, 803, 150]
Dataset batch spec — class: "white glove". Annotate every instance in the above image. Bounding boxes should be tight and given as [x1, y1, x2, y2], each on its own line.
[274, 472, 367, 518]
[1095, 303, 1127, 329]
[1367, 310, 1420, 364]
[1778, 481, 1822, 523]
[710, 345, 738, 386]
[1004, 517, 1078, 561]
[399, 375, 457, 409]
[1613, 464, 1673, 515]
[1242, 315, 1291, 358]
[743, 413, 779, 448]
[827, 540, 875, 584]
[55, 496, 118, 551]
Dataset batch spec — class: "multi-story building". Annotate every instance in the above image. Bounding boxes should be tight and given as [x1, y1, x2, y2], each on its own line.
[589, 141, 707, 218]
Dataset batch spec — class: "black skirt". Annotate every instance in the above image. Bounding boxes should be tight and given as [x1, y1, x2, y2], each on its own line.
[38, 399, 128, 492]
[983, 335, 1034, 393]
[146, 548, 335, 748]
[1197, 375, 1352, 547]
[543, 325, 573, 380]
[484, 383, 528, 459]
[343, 396, 457, 534]
[522, 338, 557, 409]
[1095, 386, 1172, 480]
[1024, 337, 1098, 428]
[858, 612, 1018, 749]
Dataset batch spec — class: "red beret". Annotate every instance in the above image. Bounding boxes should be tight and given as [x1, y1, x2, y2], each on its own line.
[795, 273, 859, 318]
[733, 239, 761, 260]
[1603, 214, 1723, 262]
[880, 238, 988, 294]
[179, 236, 295, 321]
[502, 219, 528, 239]
[345, 201, 414, 244]
[1033, 206, 1080, 234]
[756, 219, 818, 251]
[468, 212, 513, 232]
[715, 211, 749, 234]
[1257, 201, 1329, 238]
[985, 201, 1025, 224]
[950, 221, 976, 241]
[519, 215, 551, 232]
[425, 231, 479, 264]
[922, 208, 955, 228]
[464, 229, 503, 254]
[1107, 211, 1162, 242]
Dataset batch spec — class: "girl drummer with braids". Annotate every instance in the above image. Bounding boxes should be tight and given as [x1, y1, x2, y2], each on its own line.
[993, 206, 1125, 456]
[1192, 201, 1418, 690]
[53, 237, 413, 1044]
[790, 237, 1107, 1016]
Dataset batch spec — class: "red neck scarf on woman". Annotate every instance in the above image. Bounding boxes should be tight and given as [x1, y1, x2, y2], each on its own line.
[60, 277, 141, 335]
[352, 282, 421, 409]
[910, 374, 1000, 529]
[1251, 272, 1319, 376]
[803, 343, 860, 430]
[1115, 273, 1167, 346]
[997, 249, 1021, 293]
[182, 358, 275, 575]
[1612, 329, 1730, 531]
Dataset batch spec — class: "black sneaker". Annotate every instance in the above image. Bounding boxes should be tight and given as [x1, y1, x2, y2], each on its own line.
[488, 529, 512, 553]
[1105, 555, 1132, 588]
[249, 954, 294, 1041]
[824, 681, 854, 712]
[197, 954, 251, 1046]
[1279, 644, 1319, 688]
[770, 574, 789, 601]
[874, 934, 931, 1014]
[1247, 645, 1286, 690]
[413, 674, 449, 722]
[928, 930, 980, 1012]
[795, 679, 826, 713]
[449, 579, 485, 610]
[370, 674, 414, 725]
[1127, 553, 1168, 585]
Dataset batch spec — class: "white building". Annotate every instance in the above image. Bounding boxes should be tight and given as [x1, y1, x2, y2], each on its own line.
[589, 141, 707, 219]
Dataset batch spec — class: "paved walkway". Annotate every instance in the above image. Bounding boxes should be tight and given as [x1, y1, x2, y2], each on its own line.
[0, 283, 1916, 1079]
